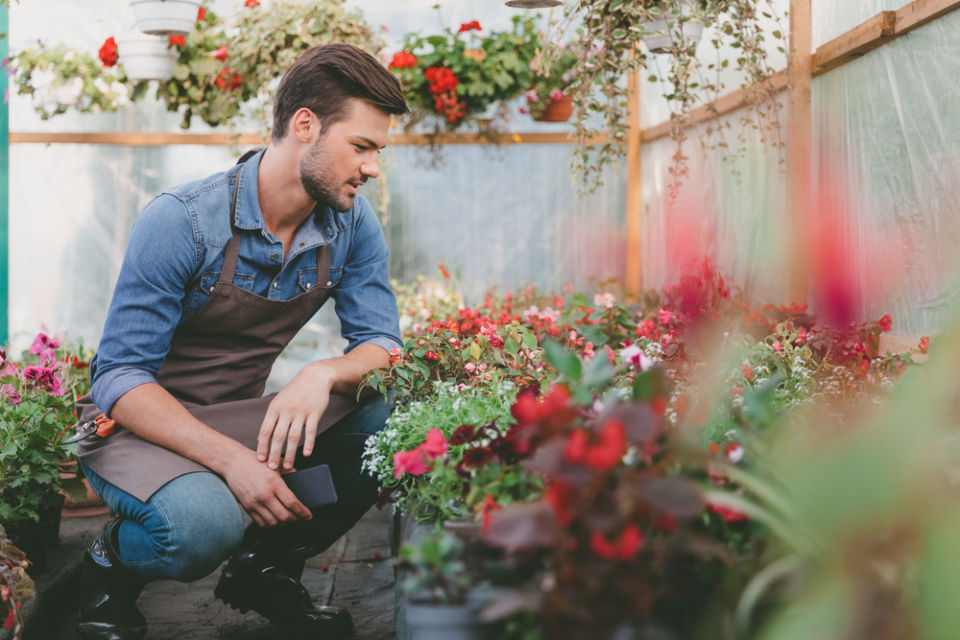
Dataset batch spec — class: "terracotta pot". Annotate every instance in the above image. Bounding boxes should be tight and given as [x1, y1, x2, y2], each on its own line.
[533, 93, 573, 122]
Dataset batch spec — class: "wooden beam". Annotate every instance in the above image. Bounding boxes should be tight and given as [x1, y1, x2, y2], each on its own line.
[625, 58, 643, 297]
[642, 71, 788, 143]
[812, 11, 896, 75]
[9, 131, 610, 147]
[786, 0, 812, 305]
[641, 0, 960, 141]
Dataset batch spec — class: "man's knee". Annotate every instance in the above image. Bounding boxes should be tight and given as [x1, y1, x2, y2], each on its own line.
[148, 473, 244, 581]
[349, 395, 392, 438]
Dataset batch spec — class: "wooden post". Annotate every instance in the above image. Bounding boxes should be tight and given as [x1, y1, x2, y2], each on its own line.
[625, 57, 643, 299]
[786, 0, 812, 305]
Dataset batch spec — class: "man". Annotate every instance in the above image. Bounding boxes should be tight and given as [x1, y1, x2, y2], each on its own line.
[74, 44, 408, 640]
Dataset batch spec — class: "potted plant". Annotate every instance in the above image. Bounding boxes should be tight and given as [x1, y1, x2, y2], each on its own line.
[0, 525, 34, 640]
[398, 531, 494, 640]
[0, 334, 89, 571]
[11, 44, 132, 120]
[129, 0, 204, 36]
[638, 0, 707, 54]
[387, 15, 539, 134]
[524, 43, 580, 122]
[544, 0, 785, 194]
[115, 33, 178, 82]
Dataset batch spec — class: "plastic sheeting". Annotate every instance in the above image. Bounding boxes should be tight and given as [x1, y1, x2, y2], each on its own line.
[641, 0, 960, 336]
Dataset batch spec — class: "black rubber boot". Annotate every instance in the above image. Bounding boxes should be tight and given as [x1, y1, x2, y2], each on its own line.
[76, 519, 148, 640]
[214, 533, 353, 638]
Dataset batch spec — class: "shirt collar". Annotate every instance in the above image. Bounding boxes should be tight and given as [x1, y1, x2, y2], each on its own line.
[232, 148, 337, 245]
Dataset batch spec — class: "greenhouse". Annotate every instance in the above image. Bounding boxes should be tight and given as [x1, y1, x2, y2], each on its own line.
[1, 0, 958, 638]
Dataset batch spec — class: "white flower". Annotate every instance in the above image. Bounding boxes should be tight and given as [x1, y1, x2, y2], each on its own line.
[593, 292, 616, 309]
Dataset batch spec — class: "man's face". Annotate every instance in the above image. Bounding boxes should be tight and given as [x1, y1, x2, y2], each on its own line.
[299, 98, 390, 212]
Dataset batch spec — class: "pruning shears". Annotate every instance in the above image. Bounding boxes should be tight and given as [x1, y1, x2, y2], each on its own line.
[62, 413, 117, 444]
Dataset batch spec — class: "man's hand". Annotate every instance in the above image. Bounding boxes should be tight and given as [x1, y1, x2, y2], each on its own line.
[222, 448, 311, 527]
[257, 362, 334, 471]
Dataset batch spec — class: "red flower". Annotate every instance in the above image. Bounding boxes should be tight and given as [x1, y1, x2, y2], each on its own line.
[878, 314, 893, 333]
[244, 0, 260, 6]
[563, 429, 589, 463]
[392, 448, 431, 478]
[458, 20, 482, 33]
[584, 419, 626, 471]
[918, 336, 930, 354]
[424, 350, 439, 361]
[590, 524, 644, 560]
[854, 359, 870, 377]
[708, 502, 748, 523]
[424, 66, 458, 94]
[196, 7, 206, 21]
[462, 446, 494, 468]
[545, 480, 576, 527]
[481, 494, 502, 533]
[635, 317, 657, 339]
[438, 262, 450, 279]
[215, 68, 242, 90]
[422, 428, 448, 457]
[488, 334, 504, 349]
[741, 365, 754, 381]
[450, 424, 476, 445]
[213, 45, 229, 62]
[388, 347, 402, 364]
[388, 50, 417, 70]
[98, 36, 118, 68]
[3, 608, 14, 630]
[168, 35, 186, 47]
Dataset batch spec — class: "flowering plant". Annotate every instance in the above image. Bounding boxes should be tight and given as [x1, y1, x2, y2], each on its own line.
[11, 44, 131, 120]
[523, 42, 580, 119]
[387, 15, 539, 131]
[397, 530, 473, 605]
[0, 333, 91, 527]
[0, 525, 34, 638]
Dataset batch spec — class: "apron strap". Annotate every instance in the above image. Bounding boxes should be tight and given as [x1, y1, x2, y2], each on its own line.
[316, 243, 331, 288]
[219, 165, 244, 286]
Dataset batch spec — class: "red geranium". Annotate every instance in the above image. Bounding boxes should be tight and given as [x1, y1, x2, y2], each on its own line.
[878, 314, 893, 333]
[590, 524, 644, 560]
[98, 36, 118, 67]
[244, 0, 260, 6]
[215, 68, 242, 90]
[388, 50, 417, 69]
[424, 66, 458, 94]
[213, 45, 229, 62]
[458, 20, 482, 33]
[168, 35, 186, 47]
[197, 7, 206, 21]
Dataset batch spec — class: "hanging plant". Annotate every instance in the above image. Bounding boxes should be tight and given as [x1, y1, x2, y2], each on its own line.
[387, 14, 540, 137]
[552, 0, 786, 195]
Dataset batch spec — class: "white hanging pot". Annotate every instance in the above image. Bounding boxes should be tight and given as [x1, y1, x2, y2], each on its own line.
[129, 0, 202, 36]
[641, 2, 705, 55]
[117, 34, 177, 82]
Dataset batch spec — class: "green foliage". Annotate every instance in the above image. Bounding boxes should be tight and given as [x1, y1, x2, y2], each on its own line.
[398, 530, 472, 604]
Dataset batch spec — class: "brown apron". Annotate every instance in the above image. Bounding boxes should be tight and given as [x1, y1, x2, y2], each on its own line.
[77, 163, 358, 502]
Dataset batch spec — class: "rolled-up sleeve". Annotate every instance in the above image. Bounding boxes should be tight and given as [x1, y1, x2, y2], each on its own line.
[332, 199, 402, 355]
[91, 194, 198, 415]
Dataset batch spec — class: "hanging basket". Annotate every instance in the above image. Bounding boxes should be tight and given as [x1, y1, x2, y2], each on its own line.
[129, 0, 202, 36]
[117, 34, 177, 82]
[533, 94, 574, 122]
[641, 2, 705, 55]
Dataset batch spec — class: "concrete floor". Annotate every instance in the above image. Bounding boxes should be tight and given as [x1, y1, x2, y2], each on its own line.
[34, 506, 396, 640]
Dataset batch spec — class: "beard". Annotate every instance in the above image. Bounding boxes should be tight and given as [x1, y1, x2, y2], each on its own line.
[298, 138, 357, 213]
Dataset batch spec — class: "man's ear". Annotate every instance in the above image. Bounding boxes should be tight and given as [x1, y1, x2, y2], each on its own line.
[290, 108, 320, 143]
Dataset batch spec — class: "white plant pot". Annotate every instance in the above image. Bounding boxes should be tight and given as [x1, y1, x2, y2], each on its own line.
[641, 3, 705, 55]
[117, 35, 177, 82]
[129, 0, 202, 36]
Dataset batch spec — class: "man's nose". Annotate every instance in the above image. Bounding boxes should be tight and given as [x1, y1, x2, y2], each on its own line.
[361, 155, 379, 180]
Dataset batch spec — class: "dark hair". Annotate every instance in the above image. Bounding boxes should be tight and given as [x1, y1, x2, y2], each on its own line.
[272, 44, 408, 139]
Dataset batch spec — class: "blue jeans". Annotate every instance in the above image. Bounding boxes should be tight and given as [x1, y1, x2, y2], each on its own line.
[82, 395, 390, 582]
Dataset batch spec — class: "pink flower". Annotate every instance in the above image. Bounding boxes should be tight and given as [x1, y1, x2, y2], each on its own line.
[23, 364, 45, 382]
[657, 308, 674, 326]
[2, 383, 21, 405]
[45, 374, 64, 397]
[422, 428, 448, 457]
[549, 88, 564, 101]
[392, 448, 431, 478]
[29, 332, 59, 355]
[212, 45, 229, 62]
[40, 348, 56, 368]
[772, 341, 782, 352]
[464, 362, 476, 374]
[593, 292, 615, 309]
[878, 314, 893, 332]
[524, 89, 538, 103]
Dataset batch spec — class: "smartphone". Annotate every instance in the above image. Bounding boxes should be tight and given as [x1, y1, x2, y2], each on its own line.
[282, 464, 338, 509]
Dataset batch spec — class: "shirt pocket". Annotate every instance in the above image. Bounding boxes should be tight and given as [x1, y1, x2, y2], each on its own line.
[297, 266, 342, 293]
[199, 271, 255, 295]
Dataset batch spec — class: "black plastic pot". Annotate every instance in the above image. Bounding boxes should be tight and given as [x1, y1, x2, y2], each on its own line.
[5, 493, 65, 572]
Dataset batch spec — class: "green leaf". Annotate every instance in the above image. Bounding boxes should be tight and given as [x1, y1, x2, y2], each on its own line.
[543, 340, 582, 381]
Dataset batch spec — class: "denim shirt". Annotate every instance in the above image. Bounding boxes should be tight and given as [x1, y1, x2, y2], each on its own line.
[90, 149, 401, 415]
